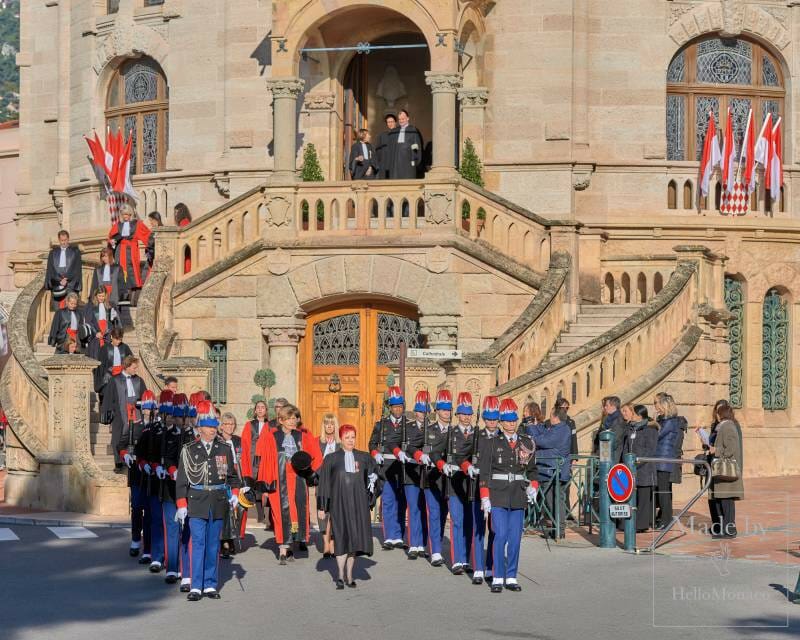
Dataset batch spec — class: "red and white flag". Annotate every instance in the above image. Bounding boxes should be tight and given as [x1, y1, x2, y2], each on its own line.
[754, 113, 772, 171]
[766, 116, 783, 203]
[699, 111, 721, 197]
[720, 107, 735, 194]
[738, 109, 756, 193]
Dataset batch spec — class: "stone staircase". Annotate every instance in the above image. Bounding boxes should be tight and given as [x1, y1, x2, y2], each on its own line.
[542, 304, 642, 364]
[34, 305, 142, 473]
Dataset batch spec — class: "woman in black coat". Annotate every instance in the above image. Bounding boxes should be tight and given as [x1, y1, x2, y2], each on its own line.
[90, 248, 126, 307]
[316, 424, 379, 589]
[622, 403, 659, 532]
[48, 292, 81, 354]
[349, 129, 378, 180]
[82, 287, 120, 351]
[318, 413, 341, 558]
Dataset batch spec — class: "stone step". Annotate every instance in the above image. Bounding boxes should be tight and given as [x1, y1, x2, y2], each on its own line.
[556, 335, 596, 347]
[577, 304, 641, 316]
[563, 325, 612, 337]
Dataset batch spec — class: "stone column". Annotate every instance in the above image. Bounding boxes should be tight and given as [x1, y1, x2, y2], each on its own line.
[267, 77, 305, 184]
[261, 315, 306, 404]
[419, 315, 459, 350]
[424, 72, 462, 176]
[457, 87, 489, 159]
[302, 93, 337, 180]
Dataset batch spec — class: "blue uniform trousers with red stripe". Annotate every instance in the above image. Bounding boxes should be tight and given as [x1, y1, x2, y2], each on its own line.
[471, 498, 493, 573]
[448, 494, 472, 566]
[148, 495, 165, 564]
[491, 507, 524, 580]
[403, 484, 425, 548]
[424, 485, 447, 555]
[189, 512, 224, 591]
[381, 474, 406, 542]
[160, 501, 182, 574]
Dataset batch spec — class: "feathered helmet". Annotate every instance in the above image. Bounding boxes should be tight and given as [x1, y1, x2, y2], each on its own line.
[386, 386, 404, 407]
[140, 390, 157, 411]
[435, 389, 452, 411]
[456, 391, 474, 416]
[413, 390, 430, 413]
[158, 389, 174, 416]
[172, 393, 189, 418]
[499, 398, 519, 423]
[482, 395, 500, 421]
[196, 400, 219, 428]
[188, 391, 204, 418]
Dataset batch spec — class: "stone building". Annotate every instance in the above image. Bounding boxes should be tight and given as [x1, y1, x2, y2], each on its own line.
[2, 0, 799, 513]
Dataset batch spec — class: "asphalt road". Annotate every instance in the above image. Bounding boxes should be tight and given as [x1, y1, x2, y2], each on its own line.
[0, 524, 797, 640]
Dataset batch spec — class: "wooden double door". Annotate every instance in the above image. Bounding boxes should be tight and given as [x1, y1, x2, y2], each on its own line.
[299, 303, 420, 451]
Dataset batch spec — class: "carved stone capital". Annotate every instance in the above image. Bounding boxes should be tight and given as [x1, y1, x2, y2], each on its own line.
[267, 77, 305, 99]
[419, 315, 459, 349]
[303, 92, 336, 111]
[261, 315, 307, 347]
[457, 87, 489, 108]
[424, 72, 463, 94]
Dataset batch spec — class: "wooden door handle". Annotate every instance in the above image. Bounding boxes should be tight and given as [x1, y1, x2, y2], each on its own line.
[361, 402, 366, 417]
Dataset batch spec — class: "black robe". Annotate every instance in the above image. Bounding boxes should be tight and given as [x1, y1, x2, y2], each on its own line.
[316, 448, 377, 556]
[388, 125, 423, 179]
[81, 303, 119, 347]
[89, 340, 132, 393]
[90, 264, 126, 306]
[45, 245, 82, 310]
[375, 129, 396, 179]
[101, 372, 146, 462]
[349, 142, 378, 180]
[48, 307, 81, 352]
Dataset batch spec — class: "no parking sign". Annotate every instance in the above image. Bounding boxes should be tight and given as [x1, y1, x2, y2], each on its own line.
[607, 463, 634, 503]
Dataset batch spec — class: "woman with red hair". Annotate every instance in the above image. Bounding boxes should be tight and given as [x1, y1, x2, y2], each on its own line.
[316, 423, 380, 589]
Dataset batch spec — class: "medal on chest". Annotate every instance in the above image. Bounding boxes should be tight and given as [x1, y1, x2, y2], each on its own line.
[215, 454, 228, 479]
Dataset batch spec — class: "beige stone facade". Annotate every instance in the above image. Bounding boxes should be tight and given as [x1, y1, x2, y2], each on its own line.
[3, 0, 800, 513]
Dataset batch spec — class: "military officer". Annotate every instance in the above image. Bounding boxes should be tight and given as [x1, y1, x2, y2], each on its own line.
[175, 400, 240, 601]
[402, 390, 430, 559]
[368, 386, 408, 550]
[126, 390, 155, 562]
[478, 398, 538, 593]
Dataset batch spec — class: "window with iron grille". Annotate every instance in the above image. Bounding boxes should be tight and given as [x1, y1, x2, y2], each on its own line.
[207, 341, 228, 405]
[107, 0, 120, 13]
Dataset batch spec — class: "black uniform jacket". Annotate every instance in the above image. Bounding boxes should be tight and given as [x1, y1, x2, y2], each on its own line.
[407, 421, 449, 492]
[176, 438, 240, 520]
[443, 425, 478, 499]
[478, 432, 538, 510]
[368, 416, 414, 485]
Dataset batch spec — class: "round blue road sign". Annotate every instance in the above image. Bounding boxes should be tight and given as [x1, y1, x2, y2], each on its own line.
[607, 463, 634, 503]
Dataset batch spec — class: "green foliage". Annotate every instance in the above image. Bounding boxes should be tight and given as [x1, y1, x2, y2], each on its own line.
[0, 2, 20, 123]
[300, 143, 324, 182]
[253, 368, 276, 400]
[459, 138, 484, 188]
[461, 201, 487, 221]
[385, 373, 395, 387]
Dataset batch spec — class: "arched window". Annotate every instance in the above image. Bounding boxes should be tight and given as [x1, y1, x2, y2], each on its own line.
[666, 37, 784, 161]
[762, 288, 789, 410]
[106, 57, 169, 174]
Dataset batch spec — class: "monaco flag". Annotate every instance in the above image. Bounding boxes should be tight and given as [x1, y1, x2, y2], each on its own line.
[720, 107, 735, 194]
[754, 113, 772, 173]
[766, 117, 783, 203]
[699, 111, 721, 197]
[738, 109, 756, 193]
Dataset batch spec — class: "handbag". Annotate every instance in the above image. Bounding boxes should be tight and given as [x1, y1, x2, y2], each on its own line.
[693, 453, 709, 476]
[711, 456, 740, 482]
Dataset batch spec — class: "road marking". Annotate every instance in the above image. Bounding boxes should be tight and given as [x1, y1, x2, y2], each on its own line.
[47, 526, 98, 539]
[0, 528, 20, 541]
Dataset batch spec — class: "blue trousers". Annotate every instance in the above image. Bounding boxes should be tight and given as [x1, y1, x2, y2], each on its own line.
[148, 495, 165, 564]
[491, 507, 525, 580]
[471, 499, 493, 573]
[130, 486, 151, 553]
[448, 494, 473, 566]
[161, 501, 182, 574]
[404, 484, 425, 548]
[424, 486, 447, 555]
[381, 475, 407, 542]
[189, 513, 224, 591]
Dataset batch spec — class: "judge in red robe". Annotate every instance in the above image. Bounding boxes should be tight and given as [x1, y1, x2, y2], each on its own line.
[257, 404, 322, 563]
[239, 400, 270, 535]
[108, 205, 151, 291]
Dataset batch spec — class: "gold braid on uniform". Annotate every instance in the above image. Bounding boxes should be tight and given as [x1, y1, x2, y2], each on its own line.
[180, 445, 210, 486]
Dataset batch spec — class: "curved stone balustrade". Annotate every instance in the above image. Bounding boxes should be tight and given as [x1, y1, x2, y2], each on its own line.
[600, 255, 676, 305]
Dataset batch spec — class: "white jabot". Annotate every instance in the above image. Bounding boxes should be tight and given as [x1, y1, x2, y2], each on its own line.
[360, 142, 369, 159]
[102, 265, 111, 282]
[398, 126, 407, 144]
[344, 450, 356, 473]
[69, 311, 78, 330]
[121, 221, 131, 237]
[98, 305, 107, 322]
[58, 248, 67, 269]
[324, 440, 337, 457]
[257, 421, 265, 435]
[112, 346, 121, 366]
[124, 374, 135, 397]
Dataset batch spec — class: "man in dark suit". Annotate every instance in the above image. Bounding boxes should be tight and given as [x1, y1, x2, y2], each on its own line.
[45, 230, 82, 310]
[375, 113, 398, 179]
[349, 128, 378, 180]
[389, 109, 423, 180]
[101, 355, 147, 473]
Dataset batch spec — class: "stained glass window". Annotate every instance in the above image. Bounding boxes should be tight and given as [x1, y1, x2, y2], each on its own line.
[762, 289, 788, 410]
[724, 277, 744, 408]
[377, 313, 420, 365]
[106, 57, 168, 175]
[666, 38, 783, 161]
[313, 314, 360, 365]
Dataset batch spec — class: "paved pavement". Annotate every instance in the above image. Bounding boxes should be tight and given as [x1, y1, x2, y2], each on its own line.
[0, 522, 797, 640]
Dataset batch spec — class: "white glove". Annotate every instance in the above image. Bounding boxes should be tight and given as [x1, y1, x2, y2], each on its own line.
[143, 463, 152, 475]
[373, 453, 384, 465]
[398, 451, 411, 464]
[175, 507, 187, 524]
[171, 469, 178, 481]
[155, 466, 167, 480]
[229, 495, 239, 509]
[442, 463, 459, 477]
[367, 472, 378, 494]
[467, 465, 479, 479]
[123, 453, 134, 468]
[240, 485, 251, 494]
[481, 497, 491, 514]
[526, 485, 538, 504]
[419, 453, 433, 467]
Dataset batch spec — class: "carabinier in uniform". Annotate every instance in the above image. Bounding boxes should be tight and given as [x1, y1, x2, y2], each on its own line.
[410, 389, 452, 567]
[179, 393, 201, 592]
[175, 400, 240, 601]
[401, 390, 431, 560]
[368, 386, 408, 550]
[468, 395, 501, 585]
[441, 392, 479, 576]
[477, 398, 538, 593]
[124, 390, 155, 562]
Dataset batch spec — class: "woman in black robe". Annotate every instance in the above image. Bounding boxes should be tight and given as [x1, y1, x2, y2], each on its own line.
[316, 424, 379, 589]
[90, 248, 126, 307]
[48, 292, 81, 354]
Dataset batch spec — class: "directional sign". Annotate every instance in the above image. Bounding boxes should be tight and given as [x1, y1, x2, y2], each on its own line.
[607, 463, 634, 503]
[407, 348, 462, 360]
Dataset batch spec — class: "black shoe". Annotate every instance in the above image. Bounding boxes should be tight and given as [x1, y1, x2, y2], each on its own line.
[187, 592, 202, 602]
[491, 584, 503, 594]
[149, 562, 162, 573]
[382, 541, 394, 550]
[221, 551, 231, 560]
[431, 557, 443, 567]
[165, 574, 178, 584]
[139, 555, 151, 565]
[323, 552, 332, 559]
[472, 576, 484, 585]
[505, 583, 522, 592]
[347, 581, 357, 589]
[452, 565, 464, 576]
[204, 590, 221, 600]
[407, 549, 419, 560]
[129, 547, 140, 557]
[335, 579, 345, 590]
[298, 542, 308, 552]
[279, 554, 287, 566]
[113, 466, 126, 475]
[393, 541, 405, 549]
[180, 584, 191, 593]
